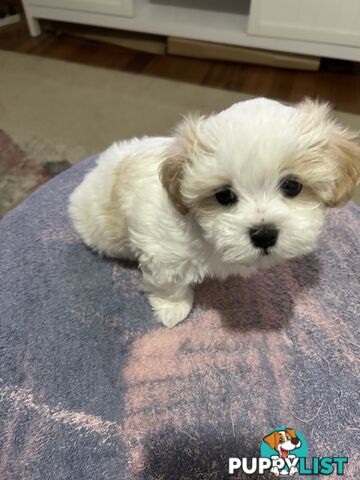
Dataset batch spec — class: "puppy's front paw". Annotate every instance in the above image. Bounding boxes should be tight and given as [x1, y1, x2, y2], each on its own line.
[148, 288, 194, 328]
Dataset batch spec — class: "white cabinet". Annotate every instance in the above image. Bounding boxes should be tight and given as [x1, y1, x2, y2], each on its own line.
[32, 0, 134, 17]
[22, 0, 360, 61]
[248, 0, 360, 47]
[23, 0, 134, 35]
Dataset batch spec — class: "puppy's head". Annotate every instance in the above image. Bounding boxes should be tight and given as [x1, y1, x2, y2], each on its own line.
[160, 98, 360, 267]
[264, 429, 301, 457]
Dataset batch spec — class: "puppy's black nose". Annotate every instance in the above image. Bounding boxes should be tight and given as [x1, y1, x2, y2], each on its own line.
[249, 225, 278, 250]
[291, 437, 299, 446]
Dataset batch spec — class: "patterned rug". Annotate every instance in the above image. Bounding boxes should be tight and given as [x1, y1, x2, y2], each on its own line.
[0, 155, 359, 479]
[0, 129, 86, 218]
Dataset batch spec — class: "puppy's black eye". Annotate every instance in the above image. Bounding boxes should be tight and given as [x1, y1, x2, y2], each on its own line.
[215, 188, 237, 206]
[280, 177, 302, 198]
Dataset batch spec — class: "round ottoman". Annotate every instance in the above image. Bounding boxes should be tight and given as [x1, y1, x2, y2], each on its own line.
[0, 156, 359, 480]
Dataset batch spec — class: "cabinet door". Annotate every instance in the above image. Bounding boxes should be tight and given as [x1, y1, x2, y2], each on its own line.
[248, 0, 360, 47]
[32, 0, 134, 18]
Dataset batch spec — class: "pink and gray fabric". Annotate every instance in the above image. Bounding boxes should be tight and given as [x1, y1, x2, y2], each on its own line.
[0, 156, 359, 479]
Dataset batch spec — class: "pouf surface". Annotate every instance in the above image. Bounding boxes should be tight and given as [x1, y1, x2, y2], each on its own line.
[0, 156, 359, 480]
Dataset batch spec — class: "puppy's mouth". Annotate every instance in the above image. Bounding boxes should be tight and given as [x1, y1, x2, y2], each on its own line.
[279, 447, 289, 459]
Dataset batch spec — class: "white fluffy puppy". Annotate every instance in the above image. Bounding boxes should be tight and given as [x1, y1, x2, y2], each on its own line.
[69, 98, 359, 327]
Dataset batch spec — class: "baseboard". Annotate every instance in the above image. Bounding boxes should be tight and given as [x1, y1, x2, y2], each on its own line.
[44, 21, 166, 55]
[0, 13, 20, 28]
[168, 37, 320, 71]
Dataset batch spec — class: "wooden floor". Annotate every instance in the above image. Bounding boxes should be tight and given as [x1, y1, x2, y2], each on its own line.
[1, 15, 360, 114]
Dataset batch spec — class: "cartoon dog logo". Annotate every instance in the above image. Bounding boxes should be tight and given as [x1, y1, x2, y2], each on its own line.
[263, 428, 302, 476]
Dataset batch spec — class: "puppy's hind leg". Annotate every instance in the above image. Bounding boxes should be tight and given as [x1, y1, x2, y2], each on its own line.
[69, 178, 133, 259]
[145, 283, 194, 328]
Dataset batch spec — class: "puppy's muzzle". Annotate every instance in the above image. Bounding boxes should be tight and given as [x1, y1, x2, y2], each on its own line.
[249, 225, 278, 252]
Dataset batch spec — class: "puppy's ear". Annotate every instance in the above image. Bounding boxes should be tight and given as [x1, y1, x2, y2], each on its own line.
[326, 126, 360, 207]
[285, 428, 297, 439]
[263, 431, 278, 450]
[160, 114, 207, 214]
[298, 98, 360, 207]
[160, 154, 188, 215]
